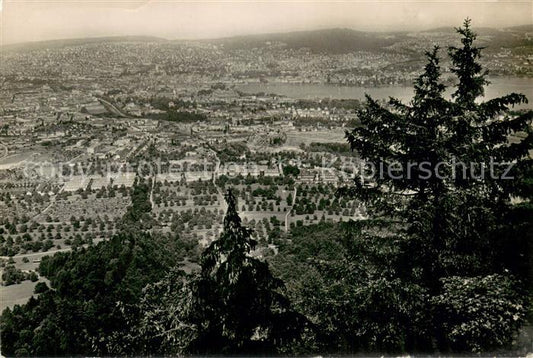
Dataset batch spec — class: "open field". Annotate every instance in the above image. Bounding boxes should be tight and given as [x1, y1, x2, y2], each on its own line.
[0, 277, 49, 312]
[284, 129, 347, 148]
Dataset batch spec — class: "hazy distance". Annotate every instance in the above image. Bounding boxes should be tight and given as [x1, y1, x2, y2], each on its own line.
[1, 0, 532, 45]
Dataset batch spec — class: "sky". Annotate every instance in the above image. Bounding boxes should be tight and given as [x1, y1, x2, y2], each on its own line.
[0, 0, 531, 45]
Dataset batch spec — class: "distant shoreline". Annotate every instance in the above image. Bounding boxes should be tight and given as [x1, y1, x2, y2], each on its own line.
[235, 76, 533, 108]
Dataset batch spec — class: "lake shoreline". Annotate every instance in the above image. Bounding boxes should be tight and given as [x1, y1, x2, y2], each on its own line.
[236, 77, 533, 108]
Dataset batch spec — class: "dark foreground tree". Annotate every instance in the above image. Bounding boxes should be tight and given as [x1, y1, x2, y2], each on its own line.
[138, 190, 308, 355]
[344, 19, 532, 352]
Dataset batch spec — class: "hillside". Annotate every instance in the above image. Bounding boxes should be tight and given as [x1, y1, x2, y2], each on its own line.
[205, 26, 532, 54]
[208, 28, 407, 53]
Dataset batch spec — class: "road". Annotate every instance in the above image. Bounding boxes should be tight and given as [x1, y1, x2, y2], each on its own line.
[0, 247, 71, 261]
[284, 186, 297, 232]
[97, 98, 129, 118]
[0, 238, 105, 261]
[30, 186, 63, 222]
[31, 201, 53, 221]
[149, 175, 155, 210]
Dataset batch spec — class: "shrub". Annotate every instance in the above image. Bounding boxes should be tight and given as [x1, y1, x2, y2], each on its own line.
[432, 274, 526, 352]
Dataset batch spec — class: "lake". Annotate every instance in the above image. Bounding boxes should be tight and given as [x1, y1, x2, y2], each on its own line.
[236, 77, 533, 109]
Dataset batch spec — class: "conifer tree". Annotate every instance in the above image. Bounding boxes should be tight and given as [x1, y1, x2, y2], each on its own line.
[345, 19, 532, 351]
[139, 189, 306, 354]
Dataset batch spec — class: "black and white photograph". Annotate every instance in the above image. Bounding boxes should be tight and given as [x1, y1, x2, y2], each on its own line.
[0, 0, 532, 356]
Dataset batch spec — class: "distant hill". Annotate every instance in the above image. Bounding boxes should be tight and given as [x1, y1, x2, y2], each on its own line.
[505, 24, 533, 32]
[423, 26, 502, 35]
[3, 24, 531, 54]
[207, 28, 408, 54]
[205, 26, 532, 54]
[2, 36, 167, 52]
[421, 25, 532, 52]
